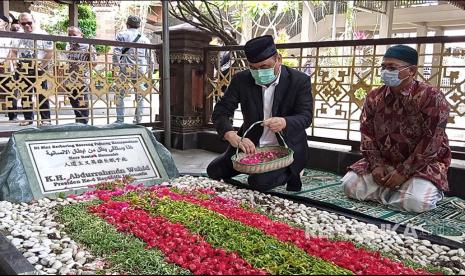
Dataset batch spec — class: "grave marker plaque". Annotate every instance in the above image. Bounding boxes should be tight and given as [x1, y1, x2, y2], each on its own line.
[25, 135, 161, 194]
[0, 125, 177, 202]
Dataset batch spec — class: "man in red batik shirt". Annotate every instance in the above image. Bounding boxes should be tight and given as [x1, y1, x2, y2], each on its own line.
[342, 45, 451, 213]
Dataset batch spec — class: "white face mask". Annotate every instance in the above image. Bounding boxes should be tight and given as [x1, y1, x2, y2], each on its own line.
[380, 67, 410, 87]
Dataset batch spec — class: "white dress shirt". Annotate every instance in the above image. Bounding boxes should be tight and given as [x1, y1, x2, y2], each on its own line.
[258, 71, 281, 146]
[17, 29, 52, 60]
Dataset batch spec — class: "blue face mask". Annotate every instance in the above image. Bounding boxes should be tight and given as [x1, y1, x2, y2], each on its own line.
[380, 67, 409, 87]
[250, 62, 278, 85]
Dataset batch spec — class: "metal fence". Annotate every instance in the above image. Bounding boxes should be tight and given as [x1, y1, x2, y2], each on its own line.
[204, 36, 465, 155]
[2, 31, 465, 157]
[0, 31, 160, 133]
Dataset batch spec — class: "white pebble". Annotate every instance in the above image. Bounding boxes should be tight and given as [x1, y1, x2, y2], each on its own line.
[62, 248, 73, 254]
[421, 240, 432, 247]
[41, 239, 53, 247]
[31, 225, 43, 231]
[11, 238, 22, 247]
[22, 241, 35, 248]
[27, 256, 39, 264]
[76, 258, 87, 266]
[29, 246, 47, 253]
[75, 251, 85, 260]
[458, 249, 465, 257]
[49, 243, 60, 250]
[44, 268, 57, 274]
[38, 252, 49, 259]
[40, 258, 50, 266]
[59, 267, 70, 275]
[51, 260, 63, 270]
[23, 252, 35, 258]
[65, 261, 76, 269]
[59, 252, 73, 262]
[61, 237, 71, 243]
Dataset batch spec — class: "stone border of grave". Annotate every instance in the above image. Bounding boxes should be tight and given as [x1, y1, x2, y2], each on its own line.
[269, 191, 465, 250]
[222, 176, 465, 250]
[187, 176, 465, 274]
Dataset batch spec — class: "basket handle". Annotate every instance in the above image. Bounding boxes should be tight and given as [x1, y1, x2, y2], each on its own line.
[236, 120, 289, 156]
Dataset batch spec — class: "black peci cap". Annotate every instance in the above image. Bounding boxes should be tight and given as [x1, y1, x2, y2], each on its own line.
[244, 35, 278, 63]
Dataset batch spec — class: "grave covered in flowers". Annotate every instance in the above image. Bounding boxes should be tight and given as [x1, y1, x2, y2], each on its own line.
[54, 177, 446, 275]
[3, 176, 464, 275]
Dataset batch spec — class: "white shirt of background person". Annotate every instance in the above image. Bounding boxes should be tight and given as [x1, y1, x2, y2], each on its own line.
[0, 18, 11, 63]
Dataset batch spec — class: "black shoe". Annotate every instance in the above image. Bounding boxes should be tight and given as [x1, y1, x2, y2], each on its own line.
[248, 172, 288, 192]
[286, 174, 302, 192]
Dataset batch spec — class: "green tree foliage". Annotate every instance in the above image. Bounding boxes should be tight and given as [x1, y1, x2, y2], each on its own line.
[43, 4, 109, 53]
[169, 1, 301, 45]
[45, 4, 96, 37]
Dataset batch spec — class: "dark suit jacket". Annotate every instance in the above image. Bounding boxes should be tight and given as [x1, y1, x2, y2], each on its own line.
[212, 65, 313, 175]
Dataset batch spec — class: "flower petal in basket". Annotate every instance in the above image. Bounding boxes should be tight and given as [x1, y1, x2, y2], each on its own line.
[232, 146, 294, 174]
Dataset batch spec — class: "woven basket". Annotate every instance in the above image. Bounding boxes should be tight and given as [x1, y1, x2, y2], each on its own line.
[231, 121, 294, 174]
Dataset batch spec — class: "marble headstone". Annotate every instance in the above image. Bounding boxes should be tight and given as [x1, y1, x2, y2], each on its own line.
[0, 124, 179, 202]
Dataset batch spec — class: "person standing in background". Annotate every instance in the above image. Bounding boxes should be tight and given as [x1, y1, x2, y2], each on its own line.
[5, 17, 23, 122]
[8, 13, 53, 126]
[112, 15, 151, 124]
[65, 26, 96, 124]
[0, 15, 11, 119]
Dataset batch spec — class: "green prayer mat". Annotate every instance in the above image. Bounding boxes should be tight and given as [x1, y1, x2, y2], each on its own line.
[232, 169, 465, 245]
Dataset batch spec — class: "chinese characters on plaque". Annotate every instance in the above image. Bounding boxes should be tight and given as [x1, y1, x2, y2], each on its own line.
[25, 135, 160, 194]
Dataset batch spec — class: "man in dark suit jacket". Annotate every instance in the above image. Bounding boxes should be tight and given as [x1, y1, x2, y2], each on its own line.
[207, 35, 313, 192]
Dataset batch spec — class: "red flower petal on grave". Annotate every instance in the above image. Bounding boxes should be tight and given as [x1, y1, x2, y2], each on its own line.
[147, 187, 434, 275]
[89, 201, 267, 275]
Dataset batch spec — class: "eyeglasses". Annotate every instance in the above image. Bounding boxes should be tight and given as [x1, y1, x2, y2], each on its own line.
[380, 64, 410, 71]
[20, 22, 33, 26]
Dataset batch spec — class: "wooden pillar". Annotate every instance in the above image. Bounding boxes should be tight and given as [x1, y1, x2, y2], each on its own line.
[69, 2, 78, 27]
[156, 25, 213, 149]
[1, 0, 9, 18]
